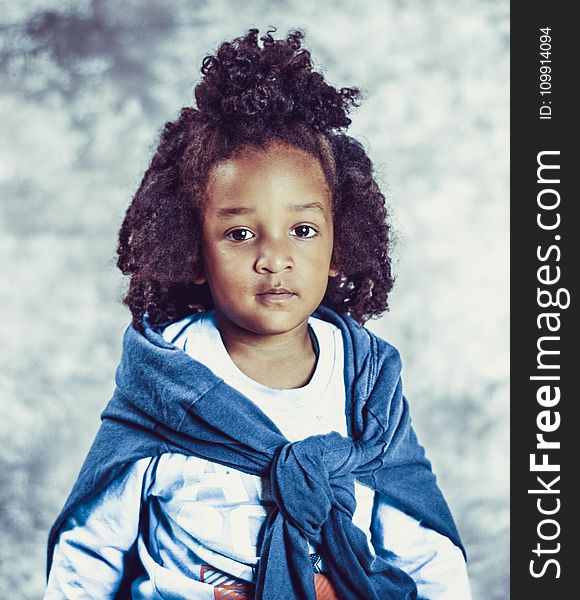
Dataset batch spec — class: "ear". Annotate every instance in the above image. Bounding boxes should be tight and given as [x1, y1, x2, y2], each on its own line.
[193, 270, 207, 285]
[329, 248, 339, 278]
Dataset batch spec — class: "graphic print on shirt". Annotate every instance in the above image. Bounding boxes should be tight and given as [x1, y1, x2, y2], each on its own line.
[200, 565, 253, 599]
[199, 565, 340, 600]
[155, 456, 272, 562]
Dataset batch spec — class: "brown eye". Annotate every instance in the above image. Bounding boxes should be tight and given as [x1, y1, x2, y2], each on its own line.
[226, 228, 254, 241]
[291, 225, 317, 238]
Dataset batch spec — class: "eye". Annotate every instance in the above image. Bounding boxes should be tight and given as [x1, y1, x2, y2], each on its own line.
[226, 228, 255, 241]
[291, 225, 317, 238]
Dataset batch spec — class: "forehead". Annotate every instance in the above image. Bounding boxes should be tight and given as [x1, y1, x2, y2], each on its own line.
[204, 143, 331, 212]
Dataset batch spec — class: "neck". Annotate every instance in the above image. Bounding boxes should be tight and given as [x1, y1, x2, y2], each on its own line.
[214, 315, 317, 389]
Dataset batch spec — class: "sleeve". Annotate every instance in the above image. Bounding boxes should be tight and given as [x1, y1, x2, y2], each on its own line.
[371, 496, 472, 600]
[44, 457, 152, 600]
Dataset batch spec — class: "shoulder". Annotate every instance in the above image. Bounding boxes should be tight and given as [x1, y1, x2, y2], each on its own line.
[314, 306, 402, 373]
[363, 324, 403, 374]
[161, 311, 215, 348]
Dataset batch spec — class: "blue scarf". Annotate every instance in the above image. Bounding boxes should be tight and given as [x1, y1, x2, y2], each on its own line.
[47, 306, 464, 599]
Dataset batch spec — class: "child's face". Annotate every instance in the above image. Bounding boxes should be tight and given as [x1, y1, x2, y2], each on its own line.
[196, 142, 336, 338]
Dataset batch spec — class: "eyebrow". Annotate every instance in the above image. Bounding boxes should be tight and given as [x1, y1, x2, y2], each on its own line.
[288, 201, 326, 214]
[216, 206, 255, 217]
[216, 202, 326, 218]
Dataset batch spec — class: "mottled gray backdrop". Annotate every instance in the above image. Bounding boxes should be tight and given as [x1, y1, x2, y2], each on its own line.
[0, 1, 509, 598]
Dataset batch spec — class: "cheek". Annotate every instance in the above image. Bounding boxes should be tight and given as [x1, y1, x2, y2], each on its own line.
[315, 237, 335, 267]
[207, 247, 249, 285]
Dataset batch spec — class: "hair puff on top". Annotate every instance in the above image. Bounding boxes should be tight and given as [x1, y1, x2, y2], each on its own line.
[194, 29, 359, 133]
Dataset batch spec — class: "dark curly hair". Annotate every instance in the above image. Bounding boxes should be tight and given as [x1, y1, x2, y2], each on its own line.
[117, 28, 394, 330]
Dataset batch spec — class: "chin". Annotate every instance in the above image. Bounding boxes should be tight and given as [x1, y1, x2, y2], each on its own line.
[244, 311, 312, 336]
[251, 320, 305, 337]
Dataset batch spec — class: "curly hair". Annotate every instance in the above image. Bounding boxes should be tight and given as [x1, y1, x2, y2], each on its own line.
[117, 28, 394, 330]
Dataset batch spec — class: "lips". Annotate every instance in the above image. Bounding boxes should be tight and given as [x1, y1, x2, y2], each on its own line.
[258, 287, 295, 296]
[257, 287, 297, 304]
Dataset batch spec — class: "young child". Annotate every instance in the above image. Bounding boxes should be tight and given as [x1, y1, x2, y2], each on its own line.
[45, 29, 471, 600]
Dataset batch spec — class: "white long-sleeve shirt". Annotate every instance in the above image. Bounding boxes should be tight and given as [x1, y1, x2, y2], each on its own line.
[46, 313, 471, 599]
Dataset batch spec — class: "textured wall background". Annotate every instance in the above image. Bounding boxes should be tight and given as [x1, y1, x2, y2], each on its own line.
[0, 1, 509, 598]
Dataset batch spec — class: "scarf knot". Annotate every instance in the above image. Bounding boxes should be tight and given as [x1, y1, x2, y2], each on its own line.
[270, 432, 368, 544]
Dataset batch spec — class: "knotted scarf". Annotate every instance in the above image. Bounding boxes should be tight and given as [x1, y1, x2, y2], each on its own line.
[47, 306, 464, 599]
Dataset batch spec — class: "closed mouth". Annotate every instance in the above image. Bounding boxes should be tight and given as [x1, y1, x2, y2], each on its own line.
[256, 288, 297, 304]
[258, 288, 295, 296]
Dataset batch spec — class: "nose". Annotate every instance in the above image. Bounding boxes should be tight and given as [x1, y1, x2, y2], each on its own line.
[254, 236, 294, 274]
